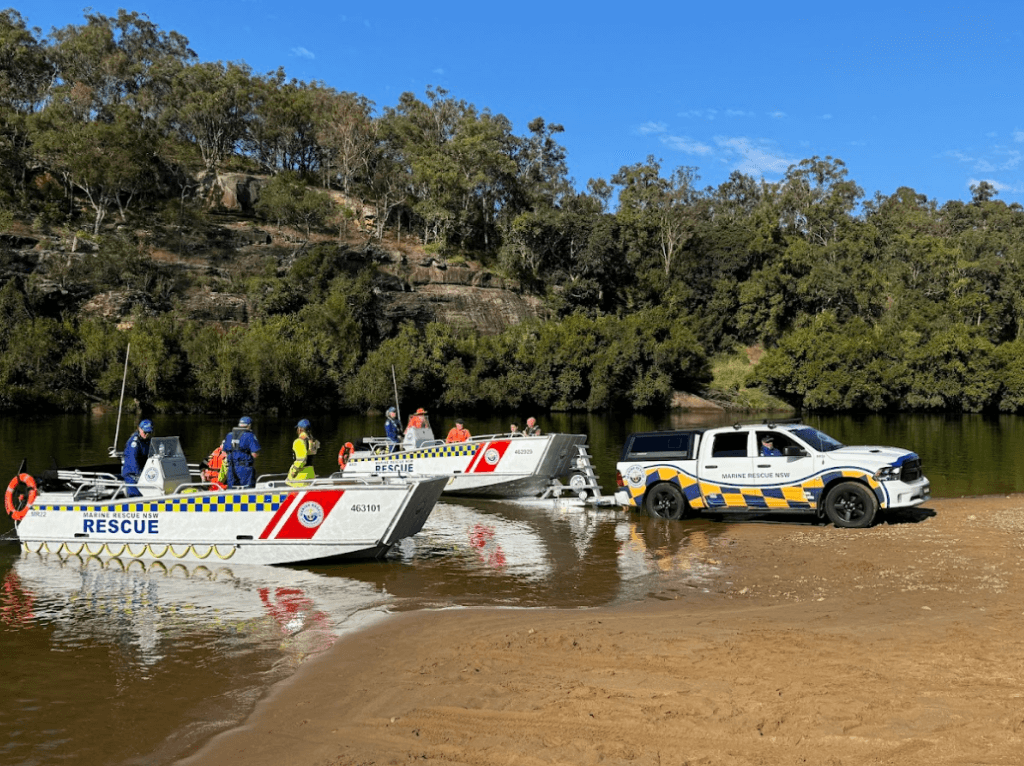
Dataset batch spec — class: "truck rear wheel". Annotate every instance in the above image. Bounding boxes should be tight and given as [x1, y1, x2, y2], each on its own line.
[644, 483, 686, 520]
[824, 481, 877, 528]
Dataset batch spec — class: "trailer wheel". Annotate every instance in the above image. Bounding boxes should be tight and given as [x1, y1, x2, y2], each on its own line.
[824, 481, 878, 528]
[644, 483, 686, 520]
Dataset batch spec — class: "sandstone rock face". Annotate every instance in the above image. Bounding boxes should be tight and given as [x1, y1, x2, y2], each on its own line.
[80, 290, 158, 321]
[181, 292, 249, 323]
[376, 260, 546, 335]
[212, 174, 265, 214]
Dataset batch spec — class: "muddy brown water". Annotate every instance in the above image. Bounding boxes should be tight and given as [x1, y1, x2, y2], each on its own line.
[1, 410, 1021, 765]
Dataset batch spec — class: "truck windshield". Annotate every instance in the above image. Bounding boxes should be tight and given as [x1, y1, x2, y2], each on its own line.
[791, 427, 844, 452]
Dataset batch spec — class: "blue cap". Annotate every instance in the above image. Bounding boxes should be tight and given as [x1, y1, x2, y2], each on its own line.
[139, 419, 153, 433]
[238, 416, 252, 428]
[297, 418, 310, 429]
[387, 406, 397, 414]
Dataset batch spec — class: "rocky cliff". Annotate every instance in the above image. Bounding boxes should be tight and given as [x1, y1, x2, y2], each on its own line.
[0, 220, 547, 336]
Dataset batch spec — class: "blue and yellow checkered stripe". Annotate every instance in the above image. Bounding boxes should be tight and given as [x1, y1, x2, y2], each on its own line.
[350, 443, 478, 464]
[623, 466, 883, 511]
[35, 493, 288, 514]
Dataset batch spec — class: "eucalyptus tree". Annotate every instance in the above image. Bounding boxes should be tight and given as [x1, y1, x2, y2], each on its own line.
[499, 117, 574, 280]
[163, 60, 254, 178]
[613, 156, 701, 277]
[31, 100, 160, 233]
[313, 89, 375, 195]
[45, 9, 194, 119]
[0, 10, 51, 197]
[381, 88, 518, 252]
[29, 10, 195, 232]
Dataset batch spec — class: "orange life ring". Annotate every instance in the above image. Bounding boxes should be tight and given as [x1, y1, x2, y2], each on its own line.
[338, 442, 354, 469]
[5, 473, 37, 522]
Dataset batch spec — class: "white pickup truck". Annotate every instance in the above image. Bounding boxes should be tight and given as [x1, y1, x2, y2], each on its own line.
[614, 421, 930, 528]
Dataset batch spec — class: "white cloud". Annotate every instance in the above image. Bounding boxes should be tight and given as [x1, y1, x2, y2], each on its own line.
[768, 111, 787, 119]
[662, 135, 714, 155]
[680, 109, 718, 120]
[1014, 130, 1024, 142]
[820, 114, 833, 120]
[725, 109, 753, 117]
[433, 68, 445, 75]
[715, 136, 794, 178]
[291, 47, 315, 60]
[636, 121, 668, 135]
[967, 177, 1021, 194]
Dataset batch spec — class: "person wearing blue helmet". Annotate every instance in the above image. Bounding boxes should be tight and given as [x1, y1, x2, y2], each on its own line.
[222, 416, 261, 488]
[287, 419, 319, 484]
[384, 406, 403, 450]
[122, 419, 153, 497]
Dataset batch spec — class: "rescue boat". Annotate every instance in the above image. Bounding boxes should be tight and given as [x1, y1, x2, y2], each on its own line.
[5, 436, 446, 566]
[338, 416, 593, 498]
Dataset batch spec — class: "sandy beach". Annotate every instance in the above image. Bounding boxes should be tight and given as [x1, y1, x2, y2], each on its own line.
[179, 495, 1024, 766]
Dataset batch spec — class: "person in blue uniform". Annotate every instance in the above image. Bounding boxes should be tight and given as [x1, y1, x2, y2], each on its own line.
[222, 416, 261, 488]
[122, 419, 153, 497]
[384, 406, 403, 450]
[760, 434, 781, 457]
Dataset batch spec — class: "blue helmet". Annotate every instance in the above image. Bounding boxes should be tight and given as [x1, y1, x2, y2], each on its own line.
[238, 416, 252, 428]
[296, 418, 310, 429]
[139, 419, 153, 434]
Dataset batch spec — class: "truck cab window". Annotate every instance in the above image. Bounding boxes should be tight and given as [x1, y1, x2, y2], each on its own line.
[710, 432, 748, 458]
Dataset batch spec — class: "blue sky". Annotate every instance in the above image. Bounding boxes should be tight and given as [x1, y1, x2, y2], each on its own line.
[24, 1, 1024, 206]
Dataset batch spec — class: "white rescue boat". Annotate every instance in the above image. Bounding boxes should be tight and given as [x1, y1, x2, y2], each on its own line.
[339, 417, 592, 498]
[5, 436, 446, 566]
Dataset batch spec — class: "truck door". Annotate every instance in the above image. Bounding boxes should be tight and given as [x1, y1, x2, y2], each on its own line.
[748, 430, 817, 510]
[696, 431, 754, 508]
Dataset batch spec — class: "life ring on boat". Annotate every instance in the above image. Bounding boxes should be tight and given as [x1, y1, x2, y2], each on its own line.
[5, 473, 37, 521]
[338, 442, 354, 469]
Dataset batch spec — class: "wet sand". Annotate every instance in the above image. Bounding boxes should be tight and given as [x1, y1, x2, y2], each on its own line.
[179, 495, 1024, 766]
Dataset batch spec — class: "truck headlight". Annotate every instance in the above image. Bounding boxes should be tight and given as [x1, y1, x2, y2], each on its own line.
[873, 465, 902, 481]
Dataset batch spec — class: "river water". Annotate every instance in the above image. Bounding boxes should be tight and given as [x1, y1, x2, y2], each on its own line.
[0, 410, 1016, 765]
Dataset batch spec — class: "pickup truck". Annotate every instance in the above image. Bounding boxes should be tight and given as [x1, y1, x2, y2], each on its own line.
[614, 421, 930, 528]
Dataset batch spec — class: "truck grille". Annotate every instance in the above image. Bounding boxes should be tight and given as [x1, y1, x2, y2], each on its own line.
[902, 458, 922, 482]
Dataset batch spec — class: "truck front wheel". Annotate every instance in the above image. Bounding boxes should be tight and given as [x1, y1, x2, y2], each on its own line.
[644, 483, 687, 520]
[824, 481, 878, 528]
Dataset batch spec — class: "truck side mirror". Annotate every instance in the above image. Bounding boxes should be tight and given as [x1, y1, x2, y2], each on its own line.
[783, 446, 806, 457]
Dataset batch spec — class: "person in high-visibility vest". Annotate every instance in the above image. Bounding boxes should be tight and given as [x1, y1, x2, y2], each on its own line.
[287, 419, 319, 483]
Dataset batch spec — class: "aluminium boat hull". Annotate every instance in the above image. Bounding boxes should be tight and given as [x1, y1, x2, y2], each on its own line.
[342, 433, 589, 498]
[13, 476, 447, 566]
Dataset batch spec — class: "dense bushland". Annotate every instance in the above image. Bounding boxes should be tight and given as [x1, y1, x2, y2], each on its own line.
[2, 9, 1023, 415]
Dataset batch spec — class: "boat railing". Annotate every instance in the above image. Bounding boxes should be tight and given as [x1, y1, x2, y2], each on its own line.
[55, 470, 132, 502]
[255, 473, 435, 490]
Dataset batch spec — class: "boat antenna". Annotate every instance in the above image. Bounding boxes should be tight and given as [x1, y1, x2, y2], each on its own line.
[391, 364, 402, 424]
[110, 343, 130, 457]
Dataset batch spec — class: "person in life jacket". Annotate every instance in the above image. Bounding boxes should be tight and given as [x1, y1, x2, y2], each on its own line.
[200, 445, 226, 487]
[446, 418, 471, 443]
[407, 407, 428, 430]
[287, 419, 319, 484]
[222, 416, 261, 488]
[384, 406, 403, 451]
[524, 417, 542, 436]
[122, 419, 153, 497]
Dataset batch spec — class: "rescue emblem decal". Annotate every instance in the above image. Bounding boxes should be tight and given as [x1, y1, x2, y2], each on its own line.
[626, 465, 646, 487]
[296, 501, 325, 529]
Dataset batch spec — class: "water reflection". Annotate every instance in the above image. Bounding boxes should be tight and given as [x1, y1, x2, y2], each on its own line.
[0, 496, 744, 766]
[0, 548, 393, 766]
[4, 406, 1014, 765]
